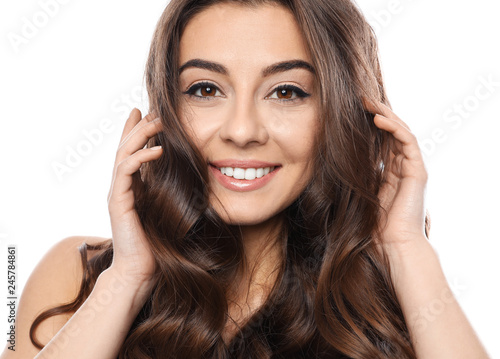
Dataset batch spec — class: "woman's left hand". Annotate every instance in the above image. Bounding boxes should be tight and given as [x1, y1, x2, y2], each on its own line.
[363, 100, 430, 258]
[364, 101, 491, 359]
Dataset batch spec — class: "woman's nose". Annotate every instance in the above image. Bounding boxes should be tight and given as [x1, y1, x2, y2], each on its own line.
[219, 97, 269, 148]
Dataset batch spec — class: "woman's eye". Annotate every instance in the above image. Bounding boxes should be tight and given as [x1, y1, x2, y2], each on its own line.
[183, 82, 310, 103]
[183, 82, 223, 101]
[267, 85, 311, 103]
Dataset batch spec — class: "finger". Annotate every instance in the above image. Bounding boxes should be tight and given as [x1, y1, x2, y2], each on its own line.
[109, 112, 162, 205]
[378, 180, 396, 215]
[374, 114, 423, 163]
[119, 112, 159, 148]
[362, 98, 411, 132]
[119, 108, 143, 144]
[107, 146, 163, 206]
[115, 118, 164, 164]
[385, 149, 406, 174]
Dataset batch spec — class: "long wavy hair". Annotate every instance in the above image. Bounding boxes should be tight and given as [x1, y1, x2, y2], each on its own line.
[31, 0, 431, 357]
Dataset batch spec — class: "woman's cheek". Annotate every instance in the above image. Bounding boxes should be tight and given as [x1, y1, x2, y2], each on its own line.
[180, 104, 222, 147]
[267, 105, 317, 144]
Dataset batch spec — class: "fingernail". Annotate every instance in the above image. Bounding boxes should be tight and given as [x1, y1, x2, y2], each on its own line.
[151, 146, 162, 150]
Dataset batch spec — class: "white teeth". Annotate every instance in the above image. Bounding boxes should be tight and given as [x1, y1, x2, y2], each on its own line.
[233, 168, 245, 179]
[244, 168, 256, 180]
[218, 166, 276, 180]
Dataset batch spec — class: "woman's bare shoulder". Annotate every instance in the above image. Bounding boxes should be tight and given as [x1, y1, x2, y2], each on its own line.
[69, 235, 113, 257]
[0, 236, 112, 358]
[51, 235, 112, 268]
[38, 235, 113, 304]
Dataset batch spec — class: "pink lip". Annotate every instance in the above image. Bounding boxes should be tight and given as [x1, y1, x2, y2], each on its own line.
[210, 159, 281, 169]
[209, 164, 281, 192]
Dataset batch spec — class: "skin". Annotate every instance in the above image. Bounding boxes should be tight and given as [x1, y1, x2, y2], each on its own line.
[174, 4, 490, 353]
[3, 3, 489, 358]
[362, 103, 489, 357]
[177, 2, 319, 317]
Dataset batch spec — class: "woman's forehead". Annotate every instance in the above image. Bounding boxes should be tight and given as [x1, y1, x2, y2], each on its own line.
[179, 3, 312, 69]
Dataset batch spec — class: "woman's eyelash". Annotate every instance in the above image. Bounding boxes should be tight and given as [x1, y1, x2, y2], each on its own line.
[183, 82, 223, 101]
[270, 84, 311, 102]
[182, 81, 311, 103]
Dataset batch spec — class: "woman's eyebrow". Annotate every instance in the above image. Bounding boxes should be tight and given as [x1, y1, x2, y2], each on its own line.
[178, 58, 316, 77]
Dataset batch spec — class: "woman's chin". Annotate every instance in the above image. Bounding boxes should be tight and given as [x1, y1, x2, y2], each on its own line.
[209, 203, 277, 227]
[217, 211, 272, 227]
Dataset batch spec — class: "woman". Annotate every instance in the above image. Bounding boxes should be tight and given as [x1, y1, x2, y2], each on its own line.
[5, 0, 489, 358]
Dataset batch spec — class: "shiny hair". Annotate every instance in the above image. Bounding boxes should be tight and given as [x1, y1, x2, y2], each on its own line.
[31, 0, 430, 357]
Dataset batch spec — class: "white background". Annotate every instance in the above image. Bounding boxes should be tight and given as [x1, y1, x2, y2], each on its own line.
[0, 0, 499, 356]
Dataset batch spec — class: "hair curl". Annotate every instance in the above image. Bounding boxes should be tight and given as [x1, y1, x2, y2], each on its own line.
[31, 0, 431, 357]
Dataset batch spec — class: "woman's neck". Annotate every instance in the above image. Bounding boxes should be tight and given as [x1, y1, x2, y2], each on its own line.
[229, 213, 285, 307]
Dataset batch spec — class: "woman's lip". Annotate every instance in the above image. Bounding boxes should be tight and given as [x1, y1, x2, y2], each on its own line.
[209, 164, 280, 192]
[209, 159, 281, 168]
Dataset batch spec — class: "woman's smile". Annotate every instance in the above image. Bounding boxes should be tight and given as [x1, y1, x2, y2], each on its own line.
[209, 160, 282, 192]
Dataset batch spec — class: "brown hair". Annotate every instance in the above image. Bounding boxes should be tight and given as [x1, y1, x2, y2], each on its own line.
[31, 0, 430, 357]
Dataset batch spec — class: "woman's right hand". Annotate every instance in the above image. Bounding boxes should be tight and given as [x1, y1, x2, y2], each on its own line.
[105, 108, 163, 287]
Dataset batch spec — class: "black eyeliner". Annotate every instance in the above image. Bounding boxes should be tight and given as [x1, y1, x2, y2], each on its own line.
[183, 82, 311, 102]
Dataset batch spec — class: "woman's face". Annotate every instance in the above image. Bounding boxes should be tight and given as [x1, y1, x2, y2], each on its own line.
[178, 3, 319, 226]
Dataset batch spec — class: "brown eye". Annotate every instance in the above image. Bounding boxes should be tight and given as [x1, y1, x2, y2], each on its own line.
[183, 82, 222, 101]
[268, 85, 311, 103]
[200, 86, 216, 97]
[276, 88, 293, 100]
